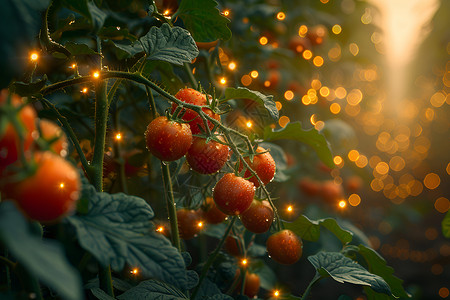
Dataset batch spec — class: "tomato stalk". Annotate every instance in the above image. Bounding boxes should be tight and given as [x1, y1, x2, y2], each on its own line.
[91, 80, 115, 297]
[190, 216, 237, 300]
[300, 272, 322, 300]
[111, 103, 128, 194]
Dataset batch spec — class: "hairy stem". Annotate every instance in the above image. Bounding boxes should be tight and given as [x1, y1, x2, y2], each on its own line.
[301, 273, 322, 300]
[161, 162, 181, 251]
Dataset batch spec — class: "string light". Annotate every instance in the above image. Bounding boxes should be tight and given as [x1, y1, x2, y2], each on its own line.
[59, 183, 65, 189]
[30, 52, 39, 61]
[250, 70, 259, 78]
[156, 226, 164, 233]
[273, 290, 280, 297]
[130, 268, 138, 275]
[241, 258, 248, 266]
[246, 121, 253, 128]
[81, 88, 88, 94]
[93, 71, 100, 79]
[228, 62, 236, 71]
[197, 221, 204, 228]
[338, 200, 347, 208]
[219, 77, 227, 85]
[259, 36, 268, 45]
[223, 10, 230, 16]
[286, 205, 293, 213]
[69, 63, 76, 69]
[276, 12, 286, 21]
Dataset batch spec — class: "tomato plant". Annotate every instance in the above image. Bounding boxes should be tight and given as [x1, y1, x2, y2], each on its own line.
[0, 0, 426, 299]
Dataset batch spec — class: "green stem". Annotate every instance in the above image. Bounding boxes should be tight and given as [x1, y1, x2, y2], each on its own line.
[92, 80, 114, 297]
[301, 273, 322, 300]
[146, 86, 158, 119]
[190, 216, 237, 300]
[161, 162, 181, 251]
[92, 80, 109, 192]
[183, 63, 198, 89]
[39, 97, 92, 180]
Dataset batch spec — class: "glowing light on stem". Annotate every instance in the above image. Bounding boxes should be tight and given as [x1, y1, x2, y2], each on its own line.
[30, 52, 39, 61]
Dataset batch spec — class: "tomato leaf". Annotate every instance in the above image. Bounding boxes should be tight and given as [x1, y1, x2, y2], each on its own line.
[140, 23, 199, 65]
[116, 280, 188, 300]
[65, 42, 100, 56]
[283, 215, 353, 246]
[66, 183, 190, 290]
[106, 40, 144, 60]
[442, 210, 450, 238]
[60, 0, 106, 31]
[195, 278, 233, 300]
[10, 75, 48, 96]
[251, 260, 277, 290]
[223, 87, 279, 121]
[321, 119, 358, 155]
[358, 245, 410, 299]
[176, 0, 231, 42]
[0, 0, 49, 88]
[263, 122, 334, 168]
[0, 202, 83, 300]
[308, 252, 392, 295]
[90, 287, 116, 300]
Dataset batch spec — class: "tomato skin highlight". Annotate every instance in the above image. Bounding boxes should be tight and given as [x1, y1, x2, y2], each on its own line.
[0, 90, 37, 172]
[186, 135, 229, 174]
[235, 270, 260, 298]
[266, 229, 302, 265]
[145, 116, 192, 161]
[201, 196, 227, 224]
[240, 200, 274, 234]
[213, 173, 255, 215]
[172, 88, 220, 134]
[5, 152, 81, 222]
[177, 209, 202, 240]
[240, 147, 276, 187]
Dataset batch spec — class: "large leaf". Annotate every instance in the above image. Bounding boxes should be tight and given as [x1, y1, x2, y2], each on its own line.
[10, 75, 48, 96]
[358, 245, 410, 299]
[442, 211, 450, 238]
[283, 215, 353, 246]
[176, 0, 231, 42]
[60, 0, 107, 30]
[140, 23, 199, 65]
[116, 280, 187, 300]
[66, 183, 190, 290]
[223, 87, 279, 121]
[0, 0, 50, 88]
[0, 202, 82, 300]
[252, 261, 277, 290]
[263, 122, 334, 168]
[195, 278, 233, 300]
[308, 252, 392, 295]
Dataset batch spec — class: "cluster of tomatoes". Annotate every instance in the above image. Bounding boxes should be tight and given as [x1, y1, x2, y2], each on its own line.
[298, 175, 362, 204]
[0, 89, 81, 222]
[146, 88, 303, 297]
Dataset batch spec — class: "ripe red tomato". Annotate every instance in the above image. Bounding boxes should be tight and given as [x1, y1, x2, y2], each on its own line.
[321, 180, 344, 203]
[201, 196, 227, 224]
[235, 270, 260, 298]
[213, 173, 255, 215]
[145, 116, 192, 161]
[298, 178, 321, 197]
[224, 235, 242, 256]
[186, 135, 229, 174]
[172, 88, 220, 134]
[38, 119, 68, 157]
[240, 147, 276, 187]
[266, 229, 302, 265]
[177, 209, 202, 240]
[240, 200, 274, 234]
[5, 152, 81, 222]
[0, 90, 36, 172]
[288, 36, 310, 54]
[195, 40, 219, 50]
[345, 176, 363, 193]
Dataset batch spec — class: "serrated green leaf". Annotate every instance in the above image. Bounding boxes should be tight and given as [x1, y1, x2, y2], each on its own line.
[283, 215, 353, 245]
[139, 23, 199, 65]
[442, 211, 450, 238]
[90, 288, 115, 300]
[106, 40, 144, 60]
[264, 122, 334, 168]
[98, 26, 137, 42]
[66, 183, 190, 290]
[10, 75, 47, 96]
[65, 42, 99, 56]
[223, 87, 278, 121]
[308, 252, 392, 295]
[142, 61, 184, 95]
[358, 245, 410, 299]
[176, 0, 231, 42]
[116, 280, 188, 300]
[0, 202, 82, 300]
